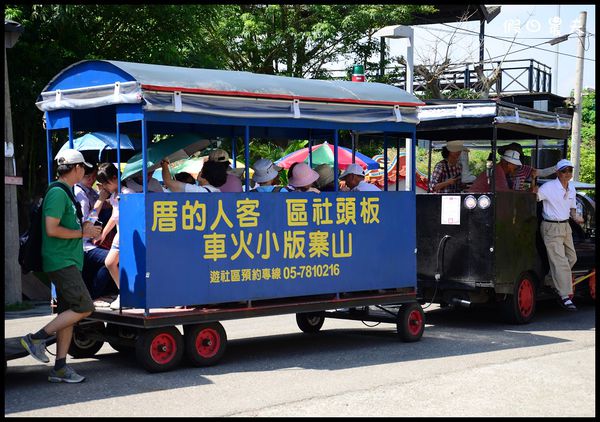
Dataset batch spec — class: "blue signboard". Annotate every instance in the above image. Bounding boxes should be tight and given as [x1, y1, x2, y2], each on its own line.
[120, 192, 416, 309]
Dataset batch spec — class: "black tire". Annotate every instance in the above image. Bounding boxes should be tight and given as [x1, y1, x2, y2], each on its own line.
[105, 323, 137, 354]
[135, 326, 184, 373]
[396, 303, 425, 342]
[184, 322, 227, 367]
[500, 272, 537, 324]
[68, 322, 105, 358]
[296, 312, 325, 333]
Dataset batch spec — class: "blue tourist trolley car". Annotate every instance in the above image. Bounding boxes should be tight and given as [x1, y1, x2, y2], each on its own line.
[36, 60, 425, 371]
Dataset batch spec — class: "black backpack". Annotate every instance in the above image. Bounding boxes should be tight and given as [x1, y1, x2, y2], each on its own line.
[18, 182, 82, 274]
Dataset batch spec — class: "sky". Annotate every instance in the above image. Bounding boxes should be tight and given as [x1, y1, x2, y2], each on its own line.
[384, 4, 595, 98]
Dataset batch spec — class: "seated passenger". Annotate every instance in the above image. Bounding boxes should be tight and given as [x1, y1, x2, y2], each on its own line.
[161, 158, 222, 192]
[250, 158, 288, 192]
[314, 164, 336, 192]
[207, 149, 243, 192]
[497, 142, 555, 191]
[74, 163, 117, 300]
[284, 162, 300, 192]
[339, 163, 380, 192]
[288, 163, 320, 193]
[174, 171, 196, 185]
[122, 173, 165, 193]
[468, 150, 521, 193]
[430, 141, 465, 193]
[94, 163, 122, 310]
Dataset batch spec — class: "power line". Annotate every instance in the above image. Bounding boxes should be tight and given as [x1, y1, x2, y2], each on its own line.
[414, 17, 595, 63]
[437, 21, 595, 62]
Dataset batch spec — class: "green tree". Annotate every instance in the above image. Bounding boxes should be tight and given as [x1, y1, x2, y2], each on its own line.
[577, 88, 595, 187]
[206, 4, 434, 77]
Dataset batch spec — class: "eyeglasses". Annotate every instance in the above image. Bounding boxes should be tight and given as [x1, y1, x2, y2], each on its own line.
[559, 168, 573, 174]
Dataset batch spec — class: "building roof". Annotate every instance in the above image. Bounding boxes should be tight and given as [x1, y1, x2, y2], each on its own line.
[407, 5, 501, 25]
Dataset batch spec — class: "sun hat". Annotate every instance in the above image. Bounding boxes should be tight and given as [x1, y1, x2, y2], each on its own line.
[55, 149, 92, 167]
[288, 162, 319, 187]
[208, 149, 230, 163]
[446, 140, 468, 152]
[498, 142, 523, 156]
[314, 164, 335, 189]
[339, 163, 365, 179]
[500, 149, 522, 166]
[555, 158, 574, 171]
[252, 158, 282, 183]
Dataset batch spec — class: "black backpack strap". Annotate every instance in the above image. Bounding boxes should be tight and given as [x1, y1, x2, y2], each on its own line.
[47, 181, 83, 221]
[272, 186, 282, 192]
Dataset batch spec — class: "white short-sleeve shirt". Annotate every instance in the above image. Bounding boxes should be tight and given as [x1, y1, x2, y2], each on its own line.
[183, 184, 221, 193]
[537, 178, 576, 221]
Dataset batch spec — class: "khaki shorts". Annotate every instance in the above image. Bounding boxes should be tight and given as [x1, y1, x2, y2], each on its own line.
[49, 265, 95, 314]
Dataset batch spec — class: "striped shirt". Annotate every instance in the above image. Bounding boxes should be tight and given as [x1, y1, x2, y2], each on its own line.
[430, 160, 462, 193]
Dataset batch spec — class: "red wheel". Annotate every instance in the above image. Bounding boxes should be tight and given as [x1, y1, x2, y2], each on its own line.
[136, 327, 183, 373]
[396, 303, 424, 342]
[184, 322, 227, 367]
[501, 273, 536, 324]
[516, 276, 535, 320]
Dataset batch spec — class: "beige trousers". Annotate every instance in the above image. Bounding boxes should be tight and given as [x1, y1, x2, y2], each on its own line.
[541, 221, 577, 297]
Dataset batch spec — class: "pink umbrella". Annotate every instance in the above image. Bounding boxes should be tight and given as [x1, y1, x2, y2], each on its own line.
[274, 142, 379, 170]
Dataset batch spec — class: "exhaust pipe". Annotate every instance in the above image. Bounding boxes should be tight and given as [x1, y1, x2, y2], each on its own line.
[450, 297, 471, 308]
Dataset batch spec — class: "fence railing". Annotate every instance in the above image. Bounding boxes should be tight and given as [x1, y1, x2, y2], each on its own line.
[323, 59, 553, 96]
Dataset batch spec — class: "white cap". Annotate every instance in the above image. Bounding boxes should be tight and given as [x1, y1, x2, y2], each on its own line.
[339, 163, 365, 179]
[252, 158, 282, 183]
[555, 158, 574, 171]
[55, 149, 92, 167]
[500, 149, 522, 166]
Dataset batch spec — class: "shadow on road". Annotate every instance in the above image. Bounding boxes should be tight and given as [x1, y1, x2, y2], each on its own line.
[4, 302, 594, 414]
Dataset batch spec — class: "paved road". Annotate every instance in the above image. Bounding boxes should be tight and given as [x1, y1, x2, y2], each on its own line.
[4, 301, 595, 417]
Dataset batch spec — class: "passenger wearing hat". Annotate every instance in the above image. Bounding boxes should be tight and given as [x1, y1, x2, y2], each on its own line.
[536, 158, 584, 311]
[250, 158, 288, 192]
[430, 141, 466, 193]
[339, 163, 380, 192]
[19, 149, 102, 383]
[287, 162, 321, 193]
[497, 142, 555, 191]
[314, 164, 336, 192]
[206, 149, 243, 193]
[467, 149, 521, 193]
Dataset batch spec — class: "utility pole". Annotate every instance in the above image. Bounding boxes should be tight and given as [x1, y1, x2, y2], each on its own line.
[4, 20, 24, 304]
[570, 11, 586, 181]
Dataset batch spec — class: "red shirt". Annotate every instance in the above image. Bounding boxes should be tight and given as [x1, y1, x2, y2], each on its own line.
[468, 163, 510, 193]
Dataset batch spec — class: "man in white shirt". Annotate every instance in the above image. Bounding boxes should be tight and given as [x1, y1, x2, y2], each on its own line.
[535, 158, 584, 311]
[339, 163, 380, 192]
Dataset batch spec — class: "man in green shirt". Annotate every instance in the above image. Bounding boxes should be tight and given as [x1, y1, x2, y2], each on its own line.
[20, 149, 102, 383]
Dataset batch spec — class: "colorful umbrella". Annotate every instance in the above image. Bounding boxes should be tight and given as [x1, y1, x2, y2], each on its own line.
[121, 133, 211, 181]
[56, 132, 139, 163]
[365, 153, 429, 191]
[274, 141, 379, 170]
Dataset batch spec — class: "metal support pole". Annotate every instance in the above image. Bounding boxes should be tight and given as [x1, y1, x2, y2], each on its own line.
[571, 11, 587, 181]
[333, 130, 339, 192]
[116, 121, 121, 192]
[141, 118, 148, 194]
[383, 134, 388, 191]
[244, 126, 250, 191]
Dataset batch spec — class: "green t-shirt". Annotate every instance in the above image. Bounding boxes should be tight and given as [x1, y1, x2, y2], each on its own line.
[41, 181, 84, 272]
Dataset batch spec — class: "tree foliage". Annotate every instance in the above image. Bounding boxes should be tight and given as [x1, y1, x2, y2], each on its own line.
[576, 88, 595, 186]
